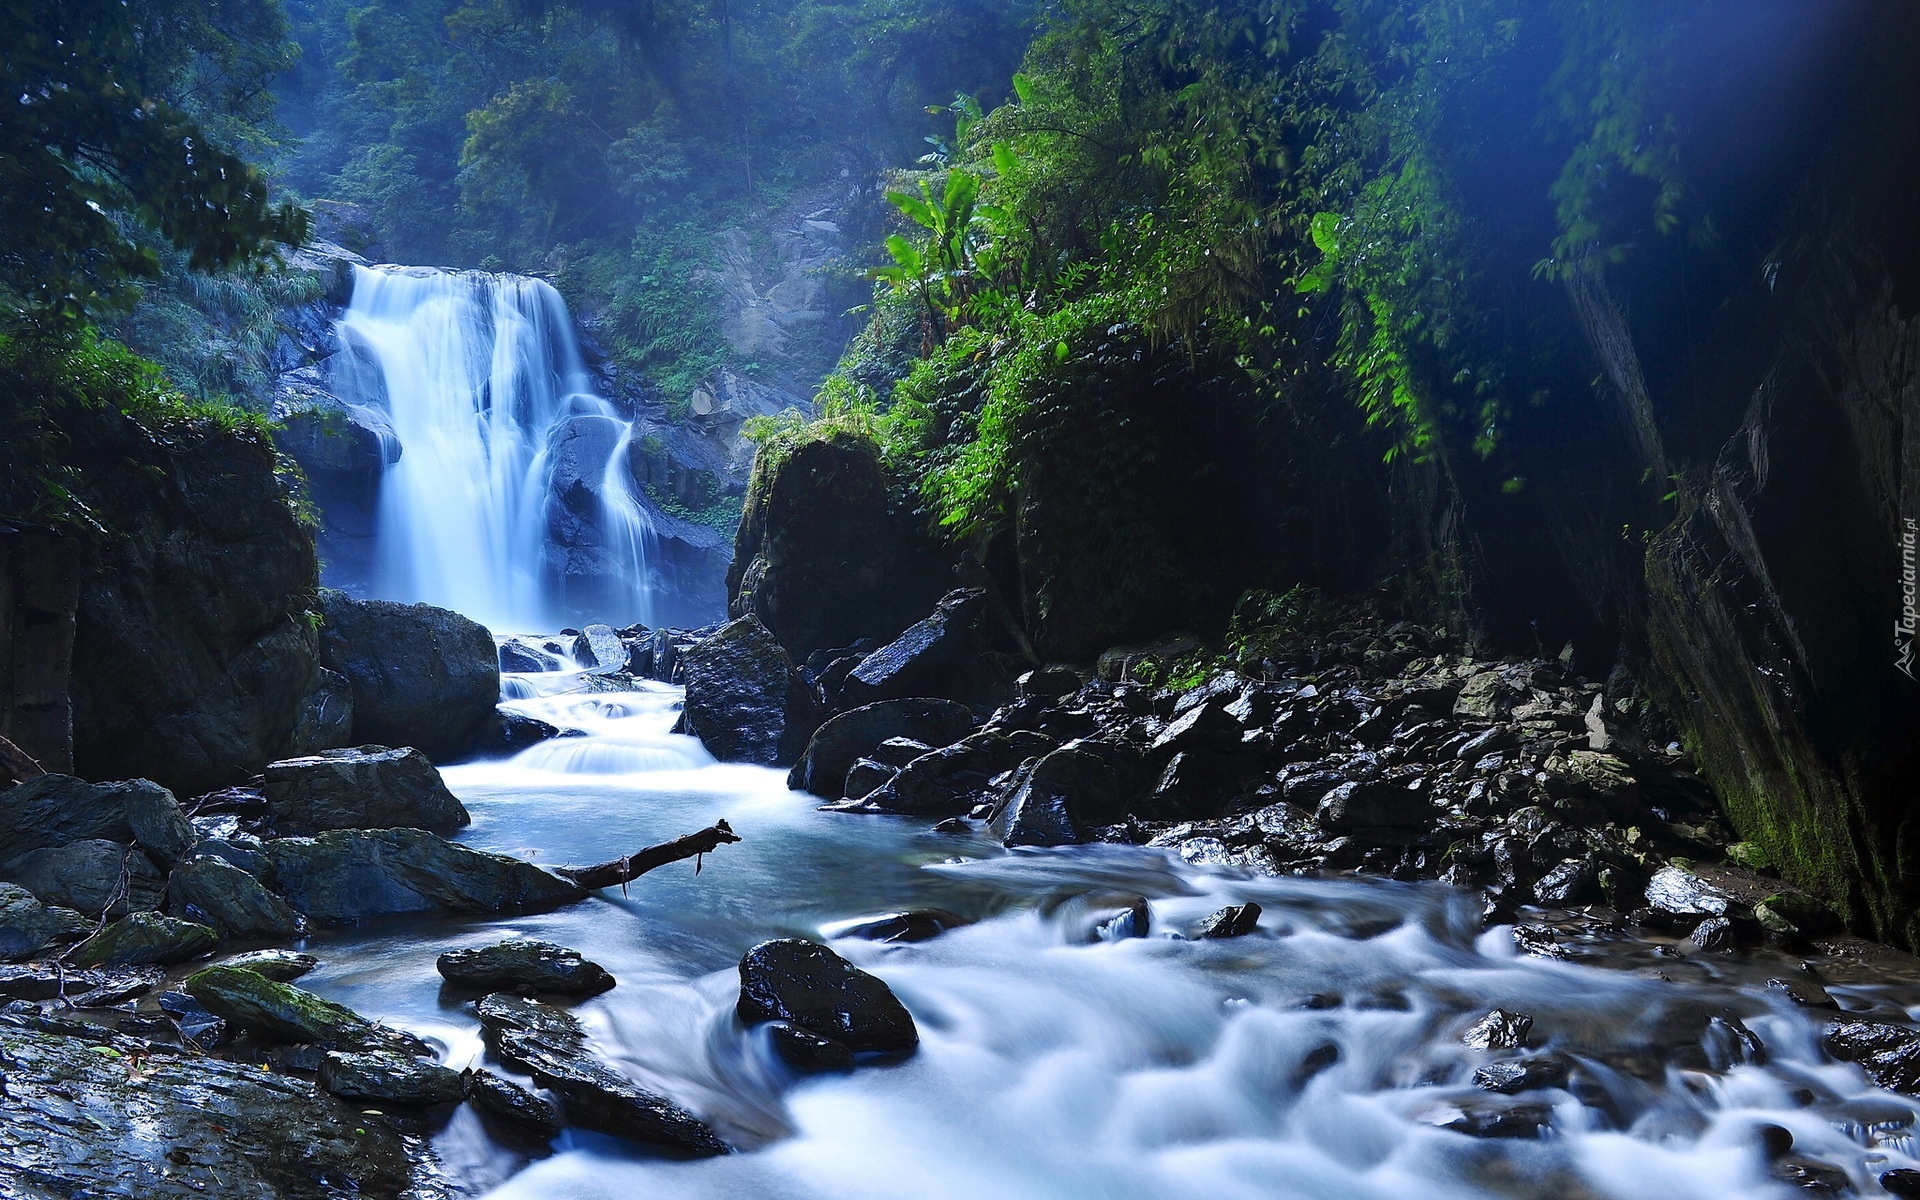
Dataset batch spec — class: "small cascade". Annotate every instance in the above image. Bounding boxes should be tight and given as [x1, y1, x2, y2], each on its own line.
[328, 265, 657, 630]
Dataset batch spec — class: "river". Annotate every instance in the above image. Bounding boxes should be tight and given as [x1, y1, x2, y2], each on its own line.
[294, 663, 1920, 1199]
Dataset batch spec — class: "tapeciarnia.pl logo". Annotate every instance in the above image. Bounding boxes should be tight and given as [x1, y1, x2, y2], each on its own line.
[1900, 517, 1918, 679]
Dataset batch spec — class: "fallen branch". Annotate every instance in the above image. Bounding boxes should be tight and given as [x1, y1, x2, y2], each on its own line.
[555, 819, 741, 891]
[0, 734, 46, 784]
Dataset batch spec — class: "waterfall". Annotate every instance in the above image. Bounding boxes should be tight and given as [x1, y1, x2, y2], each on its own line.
[328, 265, 657, 631]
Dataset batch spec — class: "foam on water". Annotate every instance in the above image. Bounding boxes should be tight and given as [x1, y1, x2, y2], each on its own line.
[295, 673, 1920, 1200]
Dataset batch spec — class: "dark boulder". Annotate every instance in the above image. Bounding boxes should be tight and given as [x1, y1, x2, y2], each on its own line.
[839, 910, 973, 943]
[837, 588, 987, 708]
[787, 698, 975, 797]
[1463, 1009, 1534, 1051]
[1191, 903, 1262, 939]
[263, 745, 470, 835]
[437, 939, 615, 997]
[0, 774, 194, 861]
[1825, 1020, 1920, 1093]
[1474, 1055, 1571, 1094]
[727, 430, 953, 660]
[1315, 781, 1431, 835]
[866, 731, 1023, 817]
[71, 912, 218, 967]
[318, 1050, 466, 1105]
[186, 965, 431, 1056]
[317, 589, 499, 760]
[499, 639, 563, 673]
[0, 962, 159, 1004]
[989, 741, 1151, 848]
[224, 949, 320, 982]
[766, 1022, 856, 1073]
[2, 838, 165, 917]
[476, 992, 727, 1155]
[468, 1070, 566, 1139]
[736, 938, 918, 1055]
[167, 856, 304, 939]
[679, 615, 813, 765]
[843, 759, 896, 800]
[268, 828, 585, 924]
[0, 882, 87, 961]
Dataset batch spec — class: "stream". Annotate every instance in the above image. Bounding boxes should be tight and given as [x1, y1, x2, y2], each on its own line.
[294, 663, 1920, 1199]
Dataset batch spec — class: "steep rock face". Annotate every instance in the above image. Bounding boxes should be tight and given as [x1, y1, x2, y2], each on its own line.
[69, 417, 336, 795]
[728, 432, 952, 659]
[317, 589, 498, 760]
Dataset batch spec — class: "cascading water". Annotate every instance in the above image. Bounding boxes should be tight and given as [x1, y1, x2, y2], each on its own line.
[329, 265, 657, 630]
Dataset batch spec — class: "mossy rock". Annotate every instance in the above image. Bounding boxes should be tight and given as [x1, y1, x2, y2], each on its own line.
[185, 964, 429, 1056]
[72, 912, 217, 968]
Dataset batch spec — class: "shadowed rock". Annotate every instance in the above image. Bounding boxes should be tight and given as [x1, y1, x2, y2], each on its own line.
[186, 964, 431, 1056]
[736, 938, 917, 1055]
[168, 856, 304, 938]
[437, 939, 615, 996]
[72, 912, 217, 967]
[267, 827, 585, 923]
[264, 744, 470, 835]
[787, 697, 976, 797]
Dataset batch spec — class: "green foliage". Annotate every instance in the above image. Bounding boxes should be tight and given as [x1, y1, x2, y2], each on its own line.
[106, 256, 324, 407]
[1, 0, 309, 325]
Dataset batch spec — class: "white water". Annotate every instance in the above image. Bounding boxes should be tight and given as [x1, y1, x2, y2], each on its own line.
[330, 267, 657, 629]
[294, 671, 1920, 1199]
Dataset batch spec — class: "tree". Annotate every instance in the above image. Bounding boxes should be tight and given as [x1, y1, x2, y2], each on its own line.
[0, 0, 308, 325]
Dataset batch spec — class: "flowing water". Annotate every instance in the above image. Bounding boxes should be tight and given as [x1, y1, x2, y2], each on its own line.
[329, 267, 657, 629]
[297, 668, 1920, 1199]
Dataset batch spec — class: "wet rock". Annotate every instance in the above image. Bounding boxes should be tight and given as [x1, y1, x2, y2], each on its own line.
[491, 710, 564, 754]
[2, 838, 165, 917]
[1826, 1020, 1920, 1093]
[0, 881, 87, 960]
[0, 774, 191, 859]
[263, 744, 470, 836]
[1770, 1156, 1850, 1192]
[477, 991, 727, 1155]
[499, 639, 563, 673]
[787, 697, 975, 796]
[224, 948, 320, 982]
[1454, 669, 1524, 720]
[1424, 1098, 1552, 1138]
[268, 827, 585, 923]
[1463, 1009, 1534, 1051]
[122, 780, 199, 864]
[318, 1049, 466, 1105]
[437, 939, 615, 997]
[467, 1069, 565, 1139]
[872, 737, 938, 767]
[737, 938, 918, 1055]
[838, 588, 987, 707]
[1883, 1168, 1920, 1197]
[72, 911, 218, 967]
[1474, 1054, 1570, 1094]
[156, 988, 229, 1048]
[572, 624, 628, 674]
[1144, 750, 1259, 821]
[1191, 903, 1262, 939]
[186, 965, 431, 1056]
[767, 1022, 856, 1073]
[680, 615, 813, 765]
[932, 816, 970, 833]
[1149, 700, 1242, 756]
[1689, 916, 1738, 952]
[1756, 891, 1834, 939]
[990, 741, 1150, 847]
[843, 758, 896, 799]
[1767, 975, 1839, 1009]
[1644, 864, 1734, 916]
[840, 910, 972, 943]
[1512, 924, 1568, 960]
[0, 962, 159, 1003]
[167, 855, 304, 938]
[0, 1017, 426, 1198]
[1532, 859, 1601, 906]
[317, 589, 500, 760]
[1315, 781, 1429, 834]
[867, 731, 1021, 816]
[1017, 666, 1083, 701]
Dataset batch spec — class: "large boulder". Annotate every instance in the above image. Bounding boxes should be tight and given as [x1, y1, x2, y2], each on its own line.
[263, 745, 470, 835]
[2, 839, 165, 917]
[0, 882, 88, 961]
[679, 615, 813, 764]
[477, 992, 727, 1155]
[185, 964, 430, 1056]
[267, 827, 585, 923]
[0, 1016, 428, 1198]
[71, 912, 218, 968]
[0, 774, 195, 861]
[727, 431, 953, 660]
[437, 939, 615, 997]
[786, 697, 976, 797]
[866, 731, 1027, 816]
[736, 939, 918, 1055]
[167, 856, 304, 939]
[318, 1050, 466, 1106]
[317, 589, 499, 761]
[988, 741, 1151, 847]
[838, 588, 988, 708]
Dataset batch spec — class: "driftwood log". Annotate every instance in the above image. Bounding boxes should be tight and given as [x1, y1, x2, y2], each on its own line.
[0, 734, 46, 785]
[556, 819, 741, 891]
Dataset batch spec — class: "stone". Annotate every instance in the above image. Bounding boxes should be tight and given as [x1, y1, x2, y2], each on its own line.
[767, 1022, 855, 1073]
[787, 697, 976, 796]
[156, 989, 228, 1048]
[572, 624, 628, 674]
[1474, 1054, 1570, 1094]
[121, 780, 199, 864]
[186, 964, 430, 1056]
[867, 731, 1022, 817]
[1883, 1168, 1920, 1197]
[1149, 700, 1242, 756]
[500, 639, 563, 673]
[263, 744, 471, 835]
[1423, 1098, 1552, 1138]
[1689, 915, 1737, 952]
[1463, 1008, 1534, 1051]
[167, 856, 304, 939]
[224, 949, 320, 982]
[1017, 666, 1083, 701]
[1770, 1157, 1850, 1192]
[0, 774, 190, 858]
[317, 589, 500, 760]
[872, 737, 938, 766]
[1644, 865, 1733, 916]
[1826, 1020, 1920, 1093]
[1755, 891, 1834, 938]
[0, 1017, 426, 1198]
[1095, 633, 1207, 684]
[990, 741, 1150, 848]
[492, 711, 563, 754]
[477, 992, 727, 1155]
[437, 939, 615, 996]
[0, 881, 87, 960]
[1532, 859, 1601, 906]
[679, 615, 812, 765]
[843, 759, 896, 799]
[838, 588, 987, 706]
[1556, 750, 1640, 807]
[71, 912, 218, 967]
[0, 963, 159, 1004]
[1315, 781, 1429, 833]
[839, 910, 972, 943]
[467, 1069, 565, 1139]
[2, 838, 165, 917]
[268, 827, 585, 923]
[1191, 903, 1262, 939]
[737, 938, 918, 1055]
[318, 1049, 467, 1105]
[1453, 669, 1523, 720]
[292, 667, 356, 753]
